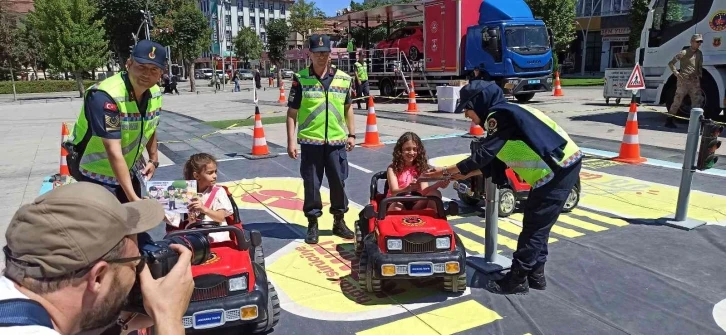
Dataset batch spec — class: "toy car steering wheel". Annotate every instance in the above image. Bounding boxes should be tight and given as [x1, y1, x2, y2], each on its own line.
[185, 220, 221, 230]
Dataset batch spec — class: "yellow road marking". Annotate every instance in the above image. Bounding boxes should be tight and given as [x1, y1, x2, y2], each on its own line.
[499, 220, 558, 243]
[557, 215, 608, 232]
[456, 232, 485, 254]
[570, 208, 629, 227]
[356, 300, 502, 335]
[510, 214, 585, 238]
[456, 223, 519, 250]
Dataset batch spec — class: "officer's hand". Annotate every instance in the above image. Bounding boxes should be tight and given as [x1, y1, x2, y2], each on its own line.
[421, 167, 444, 179]
[287, 142, 298, 159]
[675, 72, 682, 80]
[141, 162, 156, 180]
[346, 137, 355, 152]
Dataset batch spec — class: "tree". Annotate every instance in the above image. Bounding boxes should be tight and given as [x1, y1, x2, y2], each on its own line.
[524, 0, 576, 54]
[345, 0, 415, 47]
[16, 16, 45, 79]
[96, 0, 170, 70]
[0, 1, 21, 98]
[27, 0, 109, 96]
[289, 0, 325, 41]
[629, 0, 649, 52]
[266, 18, 290, 87]
[233, 27, 263, 68]
[152, 0, 211, 92]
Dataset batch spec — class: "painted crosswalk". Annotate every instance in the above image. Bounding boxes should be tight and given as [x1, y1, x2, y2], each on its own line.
[451, 207, 630, 255]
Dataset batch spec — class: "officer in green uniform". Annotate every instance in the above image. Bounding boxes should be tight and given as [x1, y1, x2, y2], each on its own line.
[422, 80, 583, 295]
[354, 50, 369, 110]
[65, 40, 166, 204]
[286, 34, 356, 244]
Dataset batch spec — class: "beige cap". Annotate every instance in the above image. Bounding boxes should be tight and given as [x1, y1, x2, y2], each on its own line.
[692, 34, 703, 42]
[4, 182, 164, 280]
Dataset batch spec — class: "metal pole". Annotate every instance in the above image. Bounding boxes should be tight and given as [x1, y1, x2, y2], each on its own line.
[167, 46, 172, 78]
[483, 176, 499, 262]
[664, 108, 707, 230]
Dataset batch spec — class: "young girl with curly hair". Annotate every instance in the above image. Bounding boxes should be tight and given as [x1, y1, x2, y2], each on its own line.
[386, 132, 450, 211]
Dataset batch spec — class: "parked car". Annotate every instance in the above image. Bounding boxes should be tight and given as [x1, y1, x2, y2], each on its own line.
[238, 69, 254, 80]
[280, 69, 294, 79]
[216, 70, 230, 80]
[375, 25, 424, 61]
[199, 68, 215, 79]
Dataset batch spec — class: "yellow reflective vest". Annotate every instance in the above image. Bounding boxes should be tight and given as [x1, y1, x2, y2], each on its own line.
[295, 68, 352, 146]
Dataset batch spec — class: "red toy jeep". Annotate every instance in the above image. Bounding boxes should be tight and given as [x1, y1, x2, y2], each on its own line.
[354, 172, 467, 293]
[164, 185, 280, 334]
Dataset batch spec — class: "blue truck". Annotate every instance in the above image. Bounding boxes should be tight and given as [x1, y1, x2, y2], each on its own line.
[331, 0, 554, 103]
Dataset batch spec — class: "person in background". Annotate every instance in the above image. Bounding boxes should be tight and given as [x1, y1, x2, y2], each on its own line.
[665, 34, 704, 128]
[354, 50, 370, 110]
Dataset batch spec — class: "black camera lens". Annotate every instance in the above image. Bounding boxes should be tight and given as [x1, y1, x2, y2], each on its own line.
[167, 232, 211, 265]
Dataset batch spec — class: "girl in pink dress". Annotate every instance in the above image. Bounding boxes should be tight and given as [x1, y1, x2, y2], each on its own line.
[386, 132, 450, 211]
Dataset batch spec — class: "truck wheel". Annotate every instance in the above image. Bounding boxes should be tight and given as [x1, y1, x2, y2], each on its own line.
[379, 78, 395, 98]
[251, 280, 281, 333]
[498, 188, 516, 217]
[665, 74, 720, 119]
[514, 93, 535, 103]
[562, 183, 580, 213]
[443, 270, 467, 293]
[358, 248, 381, 293]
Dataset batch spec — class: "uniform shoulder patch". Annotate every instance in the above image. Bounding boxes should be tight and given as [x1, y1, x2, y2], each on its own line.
[105, 113, 121, 131]
[103, 101, 118, 112]
[487, 117, 498, 134]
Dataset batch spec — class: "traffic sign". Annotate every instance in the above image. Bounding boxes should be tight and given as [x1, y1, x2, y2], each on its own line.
[626, 64, 645, 90]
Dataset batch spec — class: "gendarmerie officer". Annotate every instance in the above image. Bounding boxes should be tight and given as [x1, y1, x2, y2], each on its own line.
[286, 34, 356, 244]
[422, 80, 583, 295]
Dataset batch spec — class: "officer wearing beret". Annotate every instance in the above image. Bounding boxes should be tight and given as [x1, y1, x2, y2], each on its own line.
[66, 40, 167, 204]
[286, 34, 356, 244]
[422, 80, 583, 295]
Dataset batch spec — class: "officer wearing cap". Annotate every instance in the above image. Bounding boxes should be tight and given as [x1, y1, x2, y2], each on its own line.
[422, 80, 582, 295]
[666, 33, 704, 128]
[286, 34, 356, 244]
[66, 40, 167, 203]
[0, 182, 194, 333]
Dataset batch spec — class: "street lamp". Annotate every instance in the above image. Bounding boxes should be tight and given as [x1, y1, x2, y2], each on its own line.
[217, 0, 231, 91]
[578, 0, 603, 76]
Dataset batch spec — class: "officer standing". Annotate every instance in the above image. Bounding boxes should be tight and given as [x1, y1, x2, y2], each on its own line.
[421, 80, 583, 295]
[666, 34, 703, 128]
[354, 50, 370, 110]
[286, 34, 356, 244]
[66, 40, 166, 204]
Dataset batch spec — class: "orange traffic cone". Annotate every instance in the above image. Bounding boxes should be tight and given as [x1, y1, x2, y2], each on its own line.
[361, 95, 384, 148]
[553, 72, 564, 97]
[251, 106, 270, 156]
[469, 121, 485, 136]
[406, 81, 419, 113]
[59, 123, 70, 178]
[613, 96, 646, 164]
[278, 83, 286, 104]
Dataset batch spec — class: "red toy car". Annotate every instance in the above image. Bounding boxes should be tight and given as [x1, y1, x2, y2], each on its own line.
[375, 26, 425, 61]
[354, 172, 467, 293]
[164, 185, 281, 334]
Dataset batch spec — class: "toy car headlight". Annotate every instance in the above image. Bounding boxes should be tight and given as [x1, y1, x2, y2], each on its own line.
[387, 239, 402, 251]
[229, 275, 248, 292]
[436, 237, 451, 249]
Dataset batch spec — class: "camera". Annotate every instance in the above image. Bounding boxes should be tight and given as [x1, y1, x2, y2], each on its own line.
[124, 232, 211, 313]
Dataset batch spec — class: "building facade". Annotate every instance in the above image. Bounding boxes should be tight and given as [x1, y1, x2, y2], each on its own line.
[572, 0, 634, 74]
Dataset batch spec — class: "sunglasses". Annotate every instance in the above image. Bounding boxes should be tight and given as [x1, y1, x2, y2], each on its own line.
[696, 40, 703, 44]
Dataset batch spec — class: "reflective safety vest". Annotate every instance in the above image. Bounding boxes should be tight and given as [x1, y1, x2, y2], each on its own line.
[347, 39, 354, 52]
[355, 61, 368, 81]
[295, 68, 352, 146]
[490, 105, 582, 188]
[70, 73, 162, 185]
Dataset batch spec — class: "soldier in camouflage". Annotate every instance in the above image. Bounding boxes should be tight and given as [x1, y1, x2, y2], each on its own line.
[666, 34, 704, 128]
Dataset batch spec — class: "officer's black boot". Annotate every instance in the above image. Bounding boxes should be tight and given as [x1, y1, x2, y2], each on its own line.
[305, 217, 319, 244]
[487, 264, 529, 295]
[332, 214, 355, 239]
[528, 263, 546, 290]
[665, 116, 677, 128]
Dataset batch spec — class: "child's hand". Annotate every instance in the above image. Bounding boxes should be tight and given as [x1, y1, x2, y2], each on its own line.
[437, 180, 451, 189]
[187, 199, 208, 214]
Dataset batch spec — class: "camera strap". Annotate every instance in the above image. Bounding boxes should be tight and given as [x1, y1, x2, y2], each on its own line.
[0, 298, 54, 329]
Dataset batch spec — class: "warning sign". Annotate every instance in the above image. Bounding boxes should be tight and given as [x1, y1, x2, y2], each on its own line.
[625, 64, 645, 90]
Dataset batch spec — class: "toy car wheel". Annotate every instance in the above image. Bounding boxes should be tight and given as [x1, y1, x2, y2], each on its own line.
[354, 221, 364, 255]
[254, 245, 265, 268]
[443, 271, 467, 293]
[562, 184, 580, 213]
[498, 188, 516, 217]
[357, 248, 382, 293]
[250, 280, 281, 333]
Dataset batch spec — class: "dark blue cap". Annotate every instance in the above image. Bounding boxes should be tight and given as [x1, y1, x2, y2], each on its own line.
[309, 34, 331, 52]
[132, 40, 167, 69]
[454, 80, 507, 115]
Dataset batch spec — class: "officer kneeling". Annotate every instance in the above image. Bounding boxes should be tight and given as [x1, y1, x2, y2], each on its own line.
[421, 81, 583, 295]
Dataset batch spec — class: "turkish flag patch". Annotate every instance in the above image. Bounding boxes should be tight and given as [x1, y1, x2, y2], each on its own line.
[103, 102, 118, 112]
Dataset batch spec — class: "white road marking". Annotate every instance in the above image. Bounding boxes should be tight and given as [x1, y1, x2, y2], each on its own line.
[348, 162, 373, 173]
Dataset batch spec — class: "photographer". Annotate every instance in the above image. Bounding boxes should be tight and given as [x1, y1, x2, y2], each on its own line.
[0, 182, 194, 334]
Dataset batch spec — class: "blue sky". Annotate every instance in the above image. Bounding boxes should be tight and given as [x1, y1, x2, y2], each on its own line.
[317, 0, 358, 16]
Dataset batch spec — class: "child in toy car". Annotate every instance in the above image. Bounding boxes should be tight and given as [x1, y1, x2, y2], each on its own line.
[386, 132, 450, 211]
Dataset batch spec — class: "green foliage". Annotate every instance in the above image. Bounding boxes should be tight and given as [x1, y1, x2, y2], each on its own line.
[152, 0, 211, 92]
[666, 3, 683, 22]
[629, 0, 648, 51]
[289, 0, 325, 40]
[524, 0, 576, 53]
[0, 2, 22, 80]
[0, 80, 97, 94]
[27, 0, 109, 96]
[345, 0, 416, 46]
[233, 27, 263, 66]
[266, 18, 290, 86]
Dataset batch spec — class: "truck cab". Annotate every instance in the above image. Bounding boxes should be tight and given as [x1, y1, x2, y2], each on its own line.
[465, 1, 555, 102]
